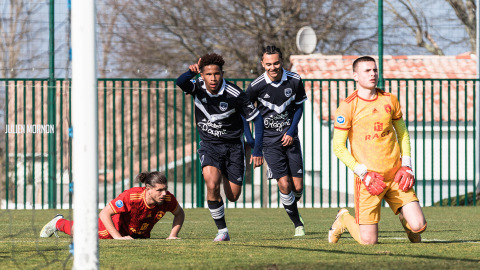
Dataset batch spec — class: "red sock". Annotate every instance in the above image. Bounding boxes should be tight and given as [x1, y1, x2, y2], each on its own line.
[56, 219, 74, 236]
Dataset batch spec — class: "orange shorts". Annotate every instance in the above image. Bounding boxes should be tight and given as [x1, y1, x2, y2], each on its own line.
[353, 173, 419, 225]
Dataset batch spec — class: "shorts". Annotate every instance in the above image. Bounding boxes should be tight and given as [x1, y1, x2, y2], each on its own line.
[354, 169, 419, 225]
[263, 138, 304, 180]
[197, 140, 245, 186]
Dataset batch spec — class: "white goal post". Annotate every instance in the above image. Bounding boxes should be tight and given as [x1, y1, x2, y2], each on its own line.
[72, 0, 99, 269]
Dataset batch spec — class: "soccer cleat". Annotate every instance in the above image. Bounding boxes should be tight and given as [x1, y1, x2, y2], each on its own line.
[40, 214, 64, 238]
[294, 226, 305, 237]
[328, 208, 349, 243]
[213, 231, 230, 242]
[399, 213, 421, 243]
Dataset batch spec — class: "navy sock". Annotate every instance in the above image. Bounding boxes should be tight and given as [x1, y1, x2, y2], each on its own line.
[208, 199, 227, 230]
[280, 191, 303, 227]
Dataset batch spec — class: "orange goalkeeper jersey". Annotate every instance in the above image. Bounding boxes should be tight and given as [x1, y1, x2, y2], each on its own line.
[334, 89, 402, 180]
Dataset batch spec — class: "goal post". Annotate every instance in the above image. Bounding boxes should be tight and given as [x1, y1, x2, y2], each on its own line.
[72, 0, 99, 269]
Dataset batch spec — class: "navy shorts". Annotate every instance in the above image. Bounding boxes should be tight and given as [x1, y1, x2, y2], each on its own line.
[263, 138, 304, 180]
[197, 140, 246, 186]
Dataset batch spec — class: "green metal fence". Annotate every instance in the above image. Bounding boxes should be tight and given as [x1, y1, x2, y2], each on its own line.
[1, 78, 477, 209]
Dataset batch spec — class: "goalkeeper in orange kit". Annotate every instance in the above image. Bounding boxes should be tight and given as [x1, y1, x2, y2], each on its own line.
[328, 56, 427, 245]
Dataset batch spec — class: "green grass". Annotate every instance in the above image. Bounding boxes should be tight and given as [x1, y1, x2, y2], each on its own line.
[1, 207, 479, 269]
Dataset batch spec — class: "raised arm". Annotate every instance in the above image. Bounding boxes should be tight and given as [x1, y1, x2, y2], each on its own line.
[176, 58, 201, 95]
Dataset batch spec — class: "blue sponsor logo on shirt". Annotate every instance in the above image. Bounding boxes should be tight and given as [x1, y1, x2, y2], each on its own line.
[115, 200, 124, 208]
[336, 116, 345, 124]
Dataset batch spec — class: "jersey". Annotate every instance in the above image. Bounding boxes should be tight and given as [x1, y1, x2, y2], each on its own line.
[246, 68, 307, 147]
[334, 89, 402, 180]
[99, 187, 179, 239]
[183, 76, 259, 143]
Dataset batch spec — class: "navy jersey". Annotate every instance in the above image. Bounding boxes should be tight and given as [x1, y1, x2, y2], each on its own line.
[179, 72, 259, 143]
[246, 69, 307, 147]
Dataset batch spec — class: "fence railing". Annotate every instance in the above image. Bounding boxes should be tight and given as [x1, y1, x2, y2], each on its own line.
[1, 78, 477, 209]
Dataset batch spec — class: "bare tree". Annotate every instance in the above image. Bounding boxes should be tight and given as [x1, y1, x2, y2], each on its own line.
[445, 0, 476, 53]
[379, 0, 475, 55]
[97, 0, 126, 78]
[0, 0, 45, 78]
[110, 0, 370, 78]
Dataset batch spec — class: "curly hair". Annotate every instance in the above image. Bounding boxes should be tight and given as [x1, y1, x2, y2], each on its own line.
[262, 45, 283, 60]
[199, 53, 225, 72]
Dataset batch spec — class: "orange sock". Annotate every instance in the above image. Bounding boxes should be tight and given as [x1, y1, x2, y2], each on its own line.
[342, 213, 365, 245]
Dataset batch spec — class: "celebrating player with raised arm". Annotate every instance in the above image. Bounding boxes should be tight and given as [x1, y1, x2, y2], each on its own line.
[176, 53, 264, 242]
[328, 56, 427, 245]
[244, 46, 307, 237]
[40, 172, 185, 240]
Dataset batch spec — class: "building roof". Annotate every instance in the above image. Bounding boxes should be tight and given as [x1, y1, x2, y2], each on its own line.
[290, 54, 477, 122]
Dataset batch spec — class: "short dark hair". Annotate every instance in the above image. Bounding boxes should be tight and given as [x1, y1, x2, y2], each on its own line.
[199, 53, 225, 72]
[352, 56, 376, 72]
[136, 171, 167, 187]
[262, 45, 283, 60]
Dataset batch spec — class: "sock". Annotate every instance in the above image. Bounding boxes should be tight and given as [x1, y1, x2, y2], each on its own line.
[342, 213, 365, 245]
[279, 191, 303, 227]
[56, 219, 74, 236]
[208, 199, 227, 230]
[294, 191, 303, 202]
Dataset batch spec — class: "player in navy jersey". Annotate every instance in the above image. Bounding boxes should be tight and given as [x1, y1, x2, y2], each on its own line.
[39, 172, 185, 240]
[176, 53, 264, 242]
[245, 46, 307, 237]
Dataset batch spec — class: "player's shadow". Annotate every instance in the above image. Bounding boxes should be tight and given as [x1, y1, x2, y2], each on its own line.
[379, 229, 462, 233]
[422, 240, 480, 244]
[237, 244, 480, 263]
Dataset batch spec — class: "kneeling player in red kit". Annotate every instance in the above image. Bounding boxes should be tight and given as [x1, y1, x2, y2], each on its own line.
[40, 171, 185, 240]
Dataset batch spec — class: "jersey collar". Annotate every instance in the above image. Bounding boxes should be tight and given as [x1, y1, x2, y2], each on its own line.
[264, 68, 287, 88]
[201, 79, 226, 97]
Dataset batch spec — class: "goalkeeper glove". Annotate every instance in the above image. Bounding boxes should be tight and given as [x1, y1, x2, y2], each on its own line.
[394, 167, 415, 192]
[354, 164, 386, 196]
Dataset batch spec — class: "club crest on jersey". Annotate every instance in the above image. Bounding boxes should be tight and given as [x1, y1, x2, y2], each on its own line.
[115, 200, 124, 208]
[219, 102, 228, 111]
[336, 116, 345, 124]
[201, 98, 207, 103]
[385, 104, 392, 113]
[284, 88, 292, 97]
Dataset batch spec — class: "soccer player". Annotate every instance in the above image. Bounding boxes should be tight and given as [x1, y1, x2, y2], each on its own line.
[244, 45, 307, 237]
[328, 56, 427, 245]
[40, 172, 185, 240]
[176, 53, 264, 242]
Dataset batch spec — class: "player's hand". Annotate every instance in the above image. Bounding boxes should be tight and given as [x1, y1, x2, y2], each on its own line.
[166, 236, 181, 240]
[189, 58, 201, 74]
[394, 166, 415, 192]
[362, 172, 386, 196]
[281, 133, 293, 146]
[250, 155, 264, 168]
[114, 235, 134, 240]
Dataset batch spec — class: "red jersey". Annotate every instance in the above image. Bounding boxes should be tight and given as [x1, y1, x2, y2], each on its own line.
[98, 187, 178, 239]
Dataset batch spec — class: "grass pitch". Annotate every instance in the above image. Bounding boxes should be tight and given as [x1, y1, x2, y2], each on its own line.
[1, 207, 479, 269]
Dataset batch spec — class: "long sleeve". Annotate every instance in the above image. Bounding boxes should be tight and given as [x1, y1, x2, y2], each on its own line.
[332, 128, 359, 171]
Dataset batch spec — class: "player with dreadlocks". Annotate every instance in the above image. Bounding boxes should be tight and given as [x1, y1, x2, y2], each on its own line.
[176, 53, 264, 242]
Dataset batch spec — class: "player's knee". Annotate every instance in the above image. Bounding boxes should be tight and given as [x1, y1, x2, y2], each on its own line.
[411, 221, 427, 234]
[226, 193, 240, 202]
[360, 236, 378, 245]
